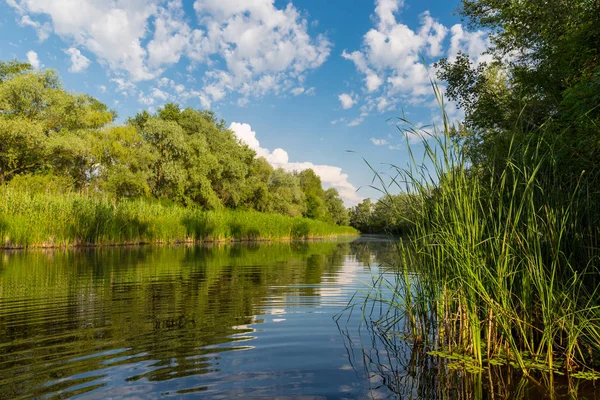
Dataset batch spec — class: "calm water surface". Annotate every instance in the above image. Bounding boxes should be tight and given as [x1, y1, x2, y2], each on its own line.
[0, 236, 403, 399]
[1, 237, 594, 399]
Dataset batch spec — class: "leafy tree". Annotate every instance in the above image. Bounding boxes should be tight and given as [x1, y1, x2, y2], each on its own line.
[437, 0, 600, 179]
[0, 118, 46, 183]
[93, 126, 155, 198]
[138, 117, 189, 201]
[242, 157, 273, 212]
[0, 59, 353, 226]
[268, 168, 306, 217]
[0, 65, 114, 186]
[324, 188, 349, 226]
[349, 199, 374, 233]
[0, 59, 32, 82]
[297, 169, 330, 221]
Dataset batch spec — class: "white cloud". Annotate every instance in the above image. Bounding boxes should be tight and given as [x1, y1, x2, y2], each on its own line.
[19, 15, 51, 41]
[151, 87, 170, 101]
[98, 85, 107, 93]
[110, 78, 137, 96]
[230, 122, 362, 206]
[138, 92, 155, 105]
[338, 93, 357, 109]
[291, 87, 305, 96]
[191, 0, 331, 105]
[64, 47, 91, 73]
[448, 24, 492, 65]
[7, 0, 330, 106]
[340, 0, 489, 125]
[9, 0, 165, 81]
[370, 138, 389, 146]
[26, 50, 40, 69]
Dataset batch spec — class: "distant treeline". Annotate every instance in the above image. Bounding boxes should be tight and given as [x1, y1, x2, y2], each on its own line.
[348, 194, 417, 235]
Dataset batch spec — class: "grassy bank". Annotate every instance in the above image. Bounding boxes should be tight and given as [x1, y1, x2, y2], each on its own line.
[0, 189, 357, 248]
[361, 122, 600, 381]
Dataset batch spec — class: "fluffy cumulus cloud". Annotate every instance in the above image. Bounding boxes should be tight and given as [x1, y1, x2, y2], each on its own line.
[230, 122, 362, 206]
[26, 50, 40, 69]
[64, 47, 91, 73]
[191, 0, 331, 105]
[338, 93, 357, 109]
[18, 15, 51, 41]
[447, 24, 491, 64]
[341, 0, 490, 126]
[8, 0, 161, 80]
[7, 0, 330, 106]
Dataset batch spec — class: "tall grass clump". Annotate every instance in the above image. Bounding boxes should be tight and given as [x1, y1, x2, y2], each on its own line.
[364, 94, 600, 380]
[0, 190, 357, 248]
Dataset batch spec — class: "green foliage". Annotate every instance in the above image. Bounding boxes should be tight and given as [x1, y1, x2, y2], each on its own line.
[349, 199, 374, 233]
[0, 118, 46, 183]
[0, 59, 32, 82]
[437, 0, 600, 183]
[0, 60, 353, 235]
[349, 195, 417, 234]
[359, 125, 600, 383]
[325, 188, 349, 226]
[297, 169, 332, 221]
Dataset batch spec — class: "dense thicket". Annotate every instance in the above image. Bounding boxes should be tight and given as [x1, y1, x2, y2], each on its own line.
[0, 60, 349, 226]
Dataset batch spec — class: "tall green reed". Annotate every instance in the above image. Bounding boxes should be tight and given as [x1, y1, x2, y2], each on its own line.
[361, 89, 600, 378]
[0, 189, 357, 248]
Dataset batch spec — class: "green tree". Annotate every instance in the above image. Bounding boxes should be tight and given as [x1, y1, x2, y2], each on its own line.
[0, 65, 114, 187]
[436, 0, 600, 178]
[138, 117, 189, 201]
[0, 59, 32, 82]
[349, 199, 374, 233]
[93, 125, 155, 198]
[267, 168, 307, 217]
[297, 169, 329, 221]
[324, 188, 349, 226]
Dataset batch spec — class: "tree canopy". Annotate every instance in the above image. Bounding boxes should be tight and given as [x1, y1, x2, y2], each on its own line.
[436, 0, 600, 181]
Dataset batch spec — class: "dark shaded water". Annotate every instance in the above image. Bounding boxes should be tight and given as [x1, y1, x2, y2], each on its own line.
[1, 237, 597, 399]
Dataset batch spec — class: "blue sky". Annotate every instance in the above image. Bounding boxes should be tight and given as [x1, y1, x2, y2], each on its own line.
[0, 0, 489, 205]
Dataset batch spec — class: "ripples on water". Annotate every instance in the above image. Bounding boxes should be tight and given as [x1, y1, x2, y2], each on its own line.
[1, 237, 596, 399]
[0, 237, 399, 399]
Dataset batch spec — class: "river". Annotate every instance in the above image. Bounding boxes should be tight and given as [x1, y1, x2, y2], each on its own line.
[1, 236, 592, 399]
[0, 236, 405, 399]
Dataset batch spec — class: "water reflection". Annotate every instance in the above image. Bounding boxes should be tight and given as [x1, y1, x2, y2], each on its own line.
[6, 237, 589, 399]
[0, 238, 403, 399]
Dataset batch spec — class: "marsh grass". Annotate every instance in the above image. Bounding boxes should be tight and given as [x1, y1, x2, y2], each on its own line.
[0, 190, 357, 248]
[355, 90, 600, 387]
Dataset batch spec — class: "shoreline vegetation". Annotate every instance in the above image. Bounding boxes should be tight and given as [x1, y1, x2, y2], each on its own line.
[0, 59, 357, 250]
[0, 189, 357, 249]
[351, 0, 600, 392]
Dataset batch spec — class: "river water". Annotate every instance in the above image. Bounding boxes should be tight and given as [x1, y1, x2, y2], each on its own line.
[1, 236, 595, 399]
[0, 236, 404, 399]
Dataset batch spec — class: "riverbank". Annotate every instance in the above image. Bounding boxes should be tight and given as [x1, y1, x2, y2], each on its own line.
[0, 189, 358, 249]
